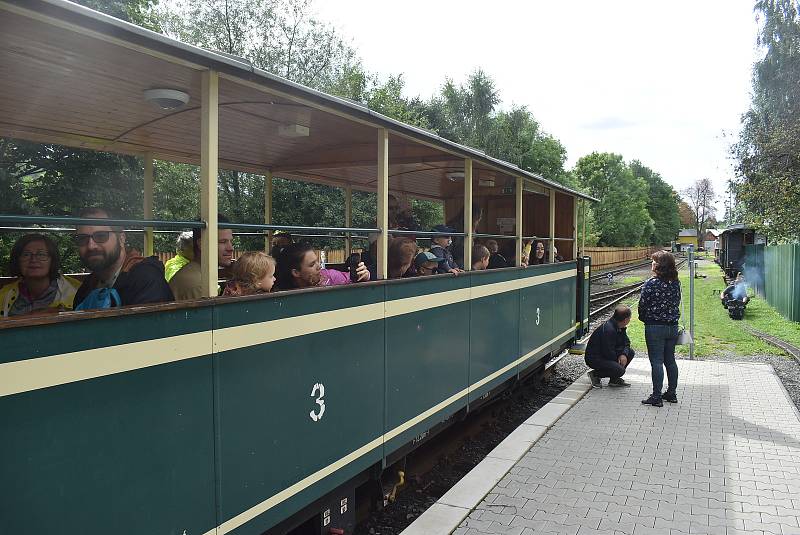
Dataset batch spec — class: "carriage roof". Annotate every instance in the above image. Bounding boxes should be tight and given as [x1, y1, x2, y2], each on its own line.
[0, 0, 596, 203]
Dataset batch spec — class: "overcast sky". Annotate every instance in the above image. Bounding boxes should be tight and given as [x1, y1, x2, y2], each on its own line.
[315, 1, 761, 209]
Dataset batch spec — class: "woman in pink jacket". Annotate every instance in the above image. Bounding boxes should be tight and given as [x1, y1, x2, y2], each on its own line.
[275, 242, 370, 291]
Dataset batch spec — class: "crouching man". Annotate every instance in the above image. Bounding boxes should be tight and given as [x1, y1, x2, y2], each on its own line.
[585, 305, 635, 388]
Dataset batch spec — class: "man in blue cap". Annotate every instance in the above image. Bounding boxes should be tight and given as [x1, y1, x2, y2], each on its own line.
[430, 225, 462, 274]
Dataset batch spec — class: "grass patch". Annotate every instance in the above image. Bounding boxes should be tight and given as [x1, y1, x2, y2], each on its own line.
[621, 260, 799, 357]
[621, 276, 642, 284]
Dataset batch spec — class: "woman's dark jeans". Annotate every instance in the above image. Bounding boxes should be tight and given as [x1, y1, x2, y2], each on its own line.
[644, 324, 679, 398]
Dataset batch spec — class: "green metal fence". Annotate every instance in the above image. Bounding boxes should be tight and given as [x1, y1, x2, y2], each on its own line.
[763, 244, 800, 322]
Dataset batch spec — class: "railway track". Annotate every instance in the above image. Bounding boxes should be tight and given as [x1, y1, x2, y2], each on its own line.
[589, 260, 652, 282]
[745, 327, 800, 367]
[589, 259, 687, 319]
[589, 282, 645, 319]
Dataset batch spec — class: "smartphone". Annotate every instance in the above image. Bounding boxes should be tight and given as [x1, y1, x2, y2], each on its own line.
[349, 252, 361, 282]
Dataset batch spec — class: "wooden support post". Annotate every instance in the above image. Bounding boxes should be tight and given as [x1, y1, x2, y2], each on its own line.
[345, 184, 352, 257]
[549, 189, 556, 263]
[376, 128, 389, 280]
[572, 196, 578, 260]
[143, 153, 154, 257]
[464, 158, 473, 270]
[200, 70, 219, 297]
[516, 176, 523, 266]
[264, 170, 273, 252]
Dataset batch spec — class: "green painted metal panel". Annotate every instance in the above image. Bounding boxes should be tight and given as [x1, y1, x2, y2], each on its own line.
[764, 244, 800, 322]
[0, 309, 216, 535]
[0, 307, 211, 365]
[468, 269, 522, 402]
[0, 267, 586, 535]
[519, 266, 555, 371]
[551, 263, 577, 351]
[384, 276, 470, 452]
[213, 285, 385, 534]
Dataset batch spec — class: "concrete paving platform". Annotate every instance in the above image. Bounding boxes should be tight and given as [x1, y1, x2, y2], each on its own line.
[403, 359, 800, 535]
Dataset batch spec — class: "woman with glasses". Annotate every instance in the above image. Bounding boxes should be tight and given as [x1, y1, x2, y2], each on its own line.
[0, 233, 80, 317]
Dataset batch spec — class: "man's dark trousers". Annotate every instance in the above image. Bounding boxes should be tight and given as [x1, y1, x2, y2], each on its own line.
[585, 350, 634, 379]
[584, 317, 635, 379]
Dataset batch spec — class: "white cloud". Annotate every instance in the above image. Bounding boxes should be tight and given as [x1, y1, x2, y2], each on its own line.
[315, 0, 760, 210]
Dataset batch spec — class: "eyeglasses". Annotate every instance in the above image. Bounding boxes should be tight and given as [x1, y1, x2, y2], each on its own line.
[73, 231, 114, 246]
[20, 251, 50, 261]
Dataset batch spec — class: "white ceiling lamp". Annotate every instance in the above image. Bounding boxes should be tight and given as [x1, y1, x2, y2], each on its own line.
[478, 177, 496, 187]
[278, 124, 310, 138]
[143, 88, 190, 110]
[446, 171, 465, 182]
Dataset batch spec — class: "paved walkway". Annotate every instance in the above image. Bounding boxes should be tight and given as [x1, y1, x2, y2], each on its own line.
[455, 359, 800, 535]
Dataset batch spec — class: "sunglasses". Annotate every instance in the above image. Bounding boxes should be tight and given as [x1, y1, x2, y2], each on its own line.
[73, 231, 116, 246]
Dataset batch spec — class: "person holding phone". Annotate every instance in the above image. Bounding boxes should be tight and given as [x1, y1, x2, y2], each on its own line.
[275, 242, 369, 290]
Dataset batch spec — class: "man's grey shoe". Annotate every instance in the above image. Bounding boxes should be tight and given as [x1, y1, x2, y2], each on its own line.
[588, 370, 602, 389]
[608, 377, 631, 387]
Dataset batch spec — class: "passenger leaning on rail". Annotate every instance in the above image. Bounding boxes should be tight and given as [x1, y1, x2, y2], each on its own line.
[430, 225, 461, 274]
[275, 242, 369, 290]
[169, 215, 234, 300]
[472, 244, 490, 271]
[222, 251, 276, 296]
[486, 239, 509, 269]
[388, 238, 418, 279]
[530, 241, 546, 265]
[164, 231, 194, 282]
[638, 250, 681, 407]
[0, 233, 80, 317]
[72, 208, 174, 309]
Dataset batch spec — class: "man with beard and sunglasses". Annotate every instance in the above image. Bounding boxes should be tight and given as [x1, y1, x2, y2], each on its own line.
[72, 208, 174, 309]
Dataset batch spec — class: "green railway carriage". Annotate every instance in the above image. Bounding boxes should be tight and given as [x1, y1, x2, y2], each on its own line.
[0, 1, 596, 534]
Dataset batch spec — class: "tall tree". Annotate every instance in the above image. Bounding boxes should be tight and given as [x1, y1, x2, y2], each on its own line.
[678, 200, 696, 228]
[73, 0, 161, 30]
[421, 71, 569, 184]
[733, 0, 800, 241]
[159, 0, 362, 94]
[681, 178, 716, 236]
[573, 153, 654, 246]
[630, 160, 681, 245]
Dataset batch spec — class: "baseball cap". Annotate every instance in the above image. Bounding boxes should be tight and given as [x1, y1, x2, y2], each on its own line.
[431, 224, 455, 236]
[415, 251, 447, 267]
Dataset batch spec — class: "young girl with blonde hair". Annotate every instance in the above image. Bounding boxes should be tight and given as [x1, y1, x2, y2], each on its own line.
[222, 251, 276, 296]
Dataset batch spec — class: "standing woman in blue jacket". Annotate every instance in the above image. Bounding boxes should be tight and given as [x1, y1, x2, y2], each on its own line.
[638, 251, 681, 407]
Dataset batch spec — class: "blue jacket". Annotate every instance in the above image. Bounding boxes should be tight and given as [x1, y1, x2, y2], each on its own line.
[430, 244, 458, 272]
